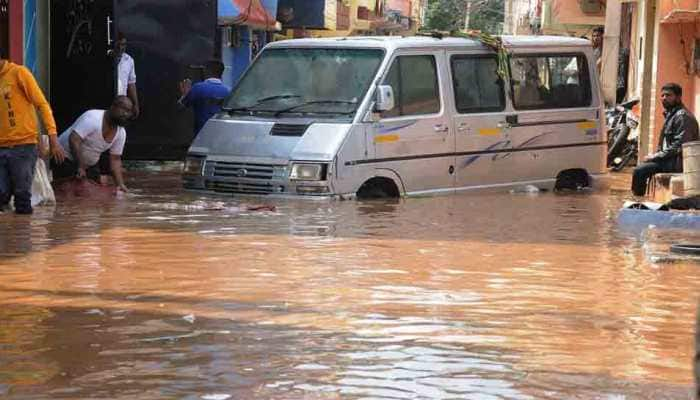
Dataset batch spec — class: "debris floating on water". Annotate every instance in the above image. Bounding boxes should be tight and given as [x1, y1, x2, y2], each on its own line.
[182, 314, 196, 324]
[510, 185, 540, 194]
[201, 394, 232, 400]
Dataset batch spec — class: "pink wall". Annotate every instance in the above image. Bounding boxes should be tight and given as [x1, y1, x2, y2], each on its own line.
[551, 0, 604, 25]
[659, 0, 697, 17]
[386, 0, 410, 16]
[653, 21, 696, 145]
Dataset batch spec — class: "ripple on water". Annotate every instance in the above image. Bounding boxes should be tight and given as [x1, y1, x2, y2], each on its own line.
[0, 172, 697, 399]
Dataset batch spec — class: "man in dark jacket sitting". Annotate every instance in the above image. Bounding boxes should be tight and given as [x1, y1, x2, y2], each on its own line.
[631, 83, 699, 196]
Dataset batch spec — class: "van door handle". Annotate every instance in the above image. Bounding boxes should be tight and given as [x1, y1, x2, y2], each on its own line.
[497, 121, 512, 130]
[434, 124, 449, 133]
[457, 122, 469, 132]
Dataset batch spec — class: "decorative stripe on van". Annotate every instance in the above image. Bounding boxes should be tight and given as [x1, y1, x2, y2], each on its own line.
[374, 134, 400, 143]
[478, 128, 501, 136]
[377, 121, 417, 134]
[344, 141, 606, 166]
[576, 121, 597, 130]
[510, 118, 594, 127]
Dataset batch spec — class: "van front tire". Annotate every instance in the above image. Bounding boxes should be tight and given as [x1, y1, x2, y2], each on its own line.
[356, 177, 400, 199]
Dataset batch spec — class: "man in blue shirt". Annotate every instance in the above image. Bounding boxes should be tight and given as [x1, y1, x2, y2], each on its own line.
[178, 60, 231, 136]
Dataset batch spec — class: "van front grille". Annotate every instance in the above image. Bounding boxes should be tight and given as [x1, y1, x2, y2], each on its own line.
[211, 161, 276, 180]
[206, 161, 285, 195]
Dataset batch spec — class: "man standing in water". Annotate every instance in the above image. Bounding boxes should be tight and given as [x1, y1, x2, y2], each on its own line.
[178, 59, 230, 138]
[631, 83, 699, 196]
[112, 36, 139, 118]
[0, 48, 65, 214]
[96, 35, 140, 184]
[52, 96, 134, 193]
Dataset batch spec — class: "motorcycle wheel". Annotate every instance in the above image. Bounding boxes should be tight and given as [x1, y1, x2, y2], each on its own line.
[608, 125, 629, 165]
[611, 149, 637, 172]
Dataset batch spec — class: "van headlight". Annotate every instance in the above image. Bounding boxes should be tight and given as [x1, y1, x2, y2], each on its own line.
[289, 163, 326, 181]
[183, 156, 205, 175]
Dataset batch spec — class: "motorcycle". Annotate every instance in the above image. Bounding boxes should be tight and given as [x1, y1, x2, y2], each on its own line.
[610, 108, 639, 172]
[607, 98, 640, 170]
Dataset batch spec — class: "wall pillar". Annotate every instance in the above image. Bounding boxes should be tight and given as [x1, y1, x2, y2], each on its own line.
[8, 0, 23, 63]
[601, 0, 621, 105]
[639, 0, 658, 160]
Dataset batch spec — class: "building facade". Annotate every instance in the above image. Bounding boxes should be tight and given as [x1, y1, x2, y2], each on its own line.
[507, 0, 605, 36]
[218, 0, 280, 87]
[277, 0, 426, 39]
[597, 0, 700, 158]
[508, 0, 700, 160]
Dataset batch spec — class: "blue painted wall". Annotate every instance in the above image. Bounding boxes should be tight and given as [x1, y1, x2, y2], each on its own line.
[23, 0, 37, 73]
[221, 26, 252, 88]
[220, 26, 271, 88]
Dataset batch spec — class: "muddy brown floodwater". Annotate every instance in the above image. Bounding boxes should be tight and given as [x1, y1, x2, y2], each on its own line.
[0, 172, 698, 399]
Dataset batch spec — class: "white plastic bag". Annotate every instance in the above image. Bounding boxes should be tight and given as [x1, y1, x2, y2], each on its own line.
[31, 158, 55, 207]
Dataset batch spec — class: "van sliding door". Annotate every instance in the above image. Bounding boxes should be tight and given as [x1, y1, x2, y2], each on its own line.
[448, 52, 514, 189]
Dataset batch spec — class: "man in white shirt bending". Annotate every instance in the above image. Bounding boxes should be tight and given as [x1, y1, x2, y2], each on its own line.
[52, 96, 134, 192]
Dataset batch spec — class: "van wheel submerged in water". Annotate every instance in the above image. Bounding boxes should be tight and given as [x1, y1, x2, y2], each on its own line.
[555, 169, 590, 191]
[356, 177, 401, 199]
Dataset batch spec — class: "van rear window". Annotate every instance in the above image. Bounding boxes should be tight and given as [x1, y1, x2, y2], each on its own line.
[510, 54, 592, 110]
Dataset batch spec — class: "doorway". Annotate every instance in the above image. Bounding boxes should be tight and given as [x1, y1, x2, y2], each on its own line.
[50, 0, 115, 132]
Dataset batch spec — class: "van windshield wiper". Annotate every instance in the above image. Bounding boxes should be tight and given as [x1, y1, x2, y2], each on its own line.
[256, 94, 302, 103]
[224, 94, 302, 114]
[273, 100, 358, 117]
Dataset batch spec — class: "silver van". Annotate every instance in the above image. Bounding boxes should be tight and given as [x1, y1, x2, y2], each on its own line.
[183, 35, 605, 198]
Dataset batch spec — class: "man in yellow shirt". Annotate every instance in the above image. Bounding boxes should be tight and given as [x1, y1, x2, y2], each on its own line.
[0, 50, 64, 214]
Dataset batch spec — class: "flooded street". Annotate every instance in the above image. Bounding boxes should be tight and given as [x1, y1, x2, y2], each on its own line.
[0, 172, 698, 399]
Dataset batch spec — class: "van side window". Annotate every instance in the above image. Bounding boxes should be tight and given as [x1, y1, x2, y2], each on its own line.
[381, 55, 440, 118]
[451, 55, 505, 113]
[510, 54, 592, 110]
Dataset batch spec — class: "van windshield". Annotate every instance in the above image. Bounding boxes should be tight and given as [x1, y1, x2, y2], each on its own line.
[224, 48, 384, 119]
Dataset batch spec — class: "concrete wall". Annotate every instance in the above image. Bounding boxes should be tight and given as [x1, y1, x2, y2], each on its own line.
[549, 0, 604, 27]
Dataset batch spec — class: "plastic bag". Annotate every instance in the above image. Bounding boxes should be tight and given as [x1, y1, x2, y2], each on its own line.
[31, 158, 55, 207]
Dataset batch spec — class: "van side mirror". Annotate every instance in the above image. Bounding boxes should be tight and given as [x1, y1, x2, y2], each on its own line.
[375, 85, 395, 112]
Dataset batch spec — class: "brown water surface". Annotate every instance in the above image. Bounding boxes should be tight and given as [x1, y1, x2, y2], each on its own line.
[0, 172, 698, 399]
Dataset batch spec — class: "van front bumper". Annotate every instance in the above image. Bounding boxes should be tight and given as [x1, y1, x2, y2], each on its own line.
[182, 159, 333, 197]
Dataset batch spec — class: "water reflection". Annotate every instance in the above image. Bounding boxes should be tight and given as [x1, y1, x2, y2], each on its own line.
[0, 172, 697, 399]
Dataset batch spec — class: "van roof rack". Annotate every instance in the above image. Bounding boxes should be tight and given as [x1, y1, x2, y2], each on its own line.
[416, 29, 510, 81]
